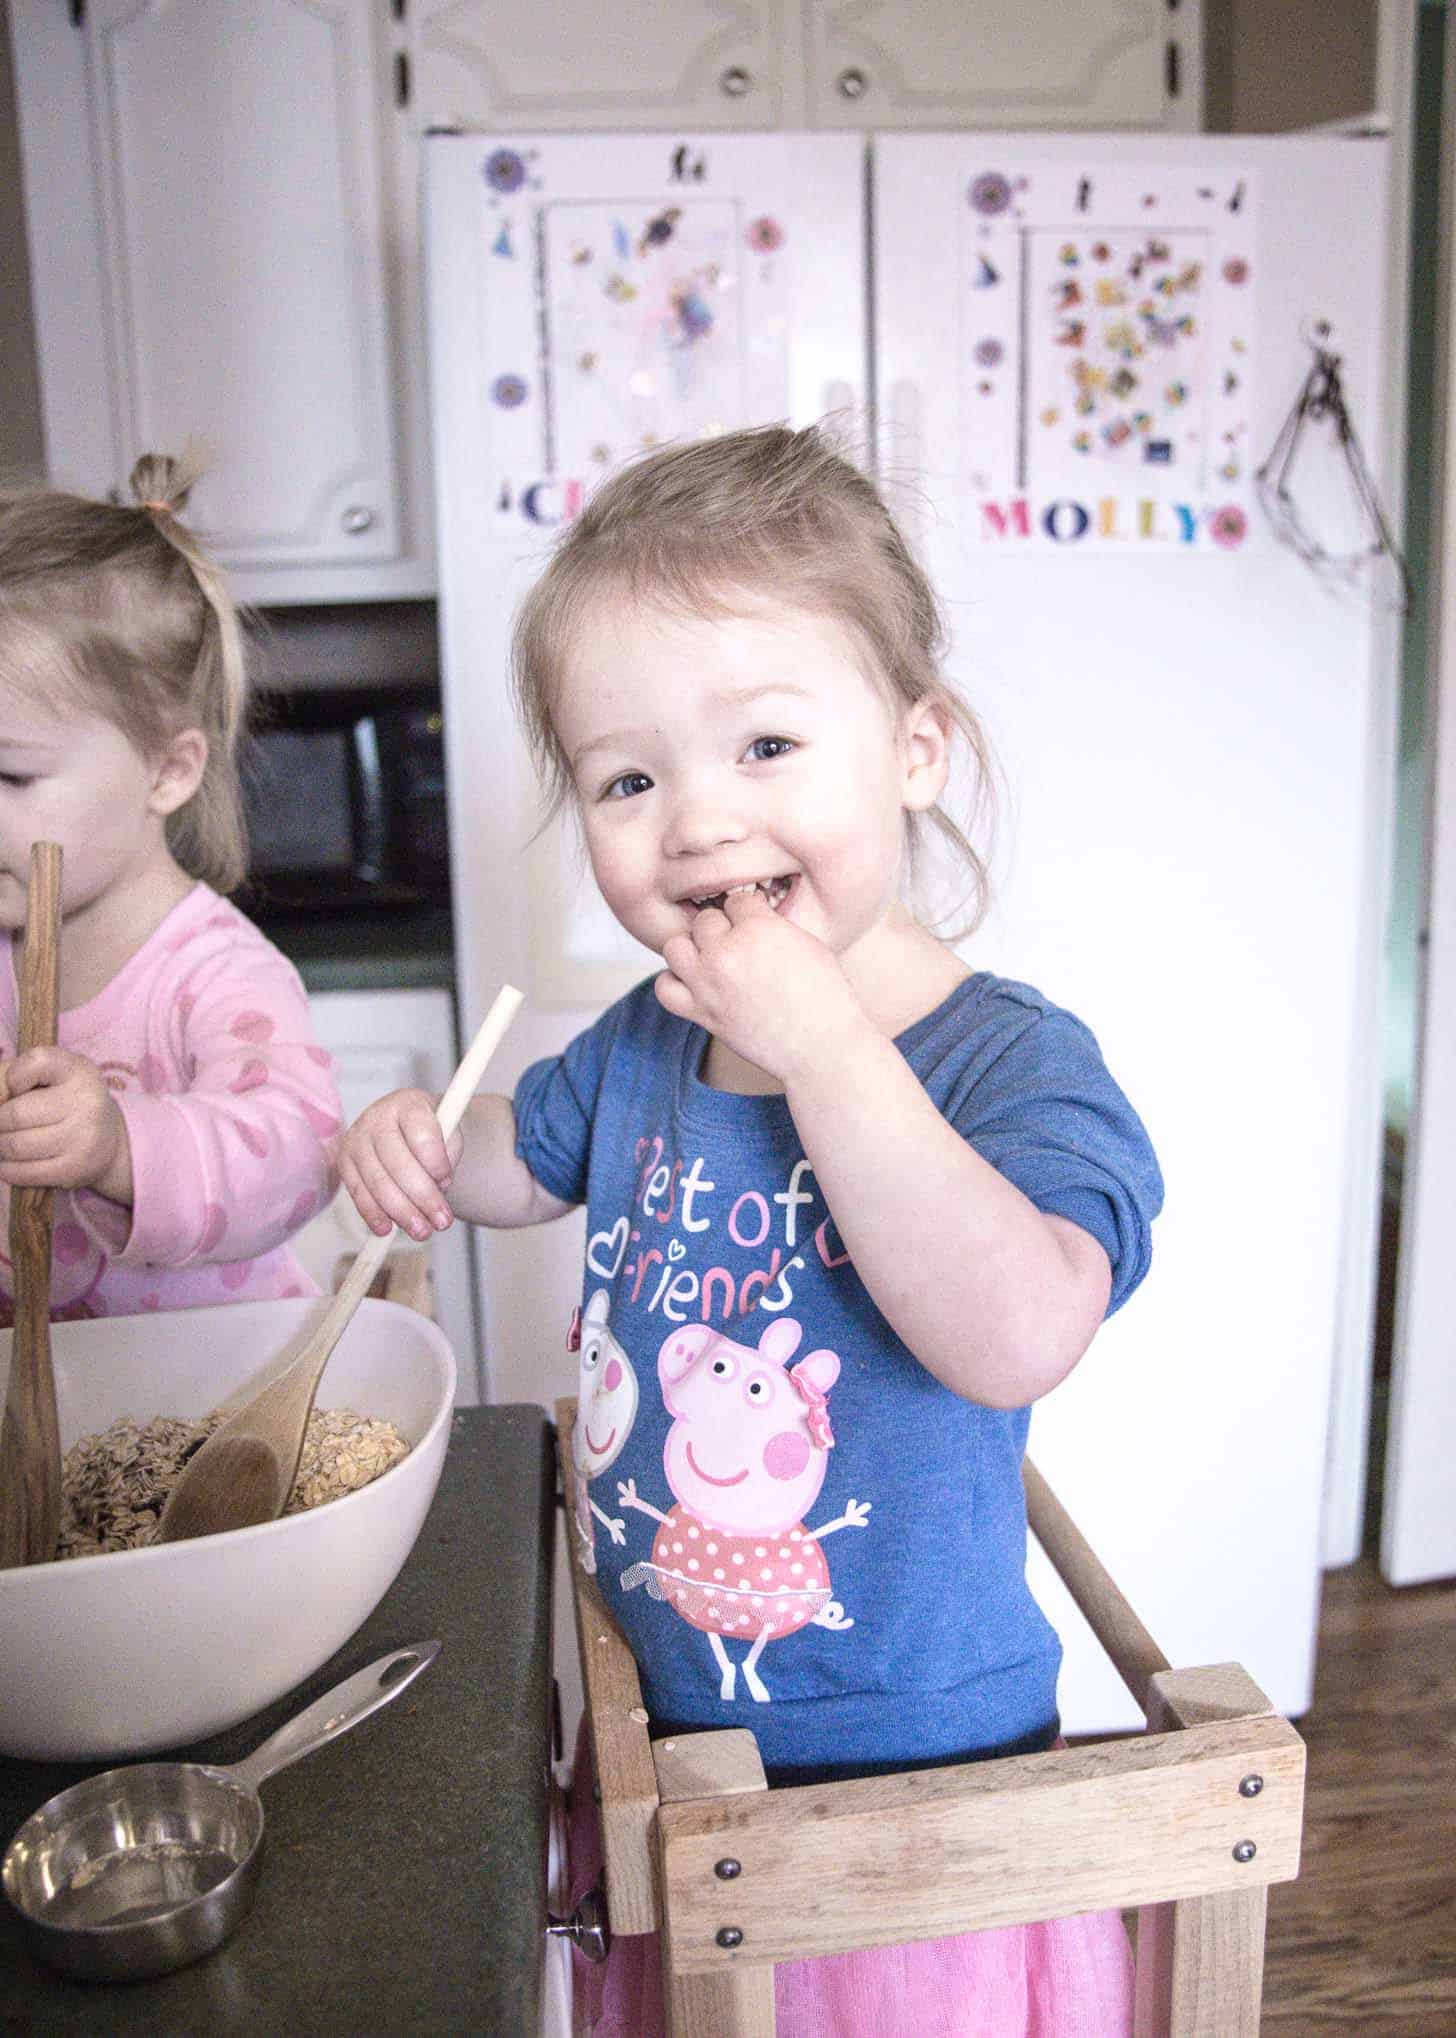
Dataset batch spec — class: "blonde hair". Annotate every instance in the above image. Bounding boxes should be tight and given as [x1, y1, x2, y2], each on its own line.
[0, 453, 248, 891]
[512, 422, 997, 933]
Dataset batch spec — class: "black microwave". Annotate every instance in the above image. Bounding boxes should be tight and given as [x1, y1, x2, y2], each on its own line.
[239, 685, 451, 914]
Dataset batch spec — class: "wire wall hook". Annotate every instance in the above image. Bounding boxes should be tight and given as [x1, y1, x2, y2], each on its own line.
[1254, 320, 1410, 610]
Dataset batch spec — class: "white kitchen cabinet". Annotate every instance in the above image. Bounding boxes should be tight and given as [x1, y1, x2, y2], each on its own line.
[407, 0, 1197, 134]
[6, 0, 433, 606]
[297, 987, 481, 1404]
[804, 0, 1200, 131]
[407, 0, 793, 132]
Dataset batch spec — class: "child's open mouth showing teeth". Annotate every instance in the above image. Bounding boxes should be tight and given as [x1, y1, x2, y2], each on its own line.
[690, 876, 793, 913]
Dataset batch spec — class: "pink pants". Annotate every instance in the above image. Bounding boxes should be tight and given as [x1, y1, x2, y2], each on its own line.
[566, 1722, 1134, 2037]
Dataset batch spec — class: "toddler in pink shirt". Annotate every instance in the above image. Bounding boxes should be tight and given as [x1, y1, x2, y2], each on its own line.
[0, 454, 341, 1321]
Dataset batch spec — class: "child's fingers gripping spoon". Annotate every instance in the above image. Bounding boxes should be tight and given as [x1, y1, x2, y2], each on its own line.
[156, 984, 525, 1545]
[0, 842, 64, 1570]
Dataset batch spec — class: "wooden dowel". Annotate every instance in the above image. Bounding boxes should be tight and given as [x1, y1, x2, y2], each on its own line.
[0, 842, 64, 1568]
[1023, 1456, 1169, 1712]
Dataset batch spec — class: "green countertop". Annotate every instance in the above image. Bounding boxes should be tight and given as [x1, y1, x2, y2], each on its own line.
[0, 1406, 557, 2036]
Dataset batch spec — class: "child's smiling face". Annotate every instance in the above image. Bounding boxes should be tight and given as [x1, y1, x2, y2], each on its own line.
[553, 594, 948, 978]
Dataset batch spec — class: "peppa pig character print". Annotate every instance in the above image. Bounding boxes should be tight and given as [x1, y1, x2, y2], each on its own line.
[617, 1317, 870, 1703]
[569, 1289, 640, 1574]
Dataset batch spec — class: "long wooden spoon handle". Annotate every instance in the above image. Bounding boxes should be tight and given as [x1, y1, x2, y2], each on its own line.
[318, 983, 527, 1335]
[16, 843, 61, 1052]
[432, 984, 527, 1142]
[0, 841, 64, 1567]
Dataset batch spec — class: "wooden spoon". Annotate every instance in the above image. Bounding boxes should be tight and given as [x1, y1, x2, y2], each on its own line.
[0, 842, 65, 1569]
[158, 983, 525, 1544]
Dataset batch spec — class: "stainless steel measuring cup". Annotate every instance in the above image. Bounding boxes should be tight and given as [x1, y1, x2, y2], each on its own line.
[2, 1639, 439, 1982]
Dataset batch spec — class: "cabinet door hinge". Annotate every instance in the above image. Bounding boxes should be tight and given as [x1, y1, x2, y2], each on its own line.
[1165, 39, 1181, 100]
[69, 0, 85, 27]
[394, 50, 411, 109]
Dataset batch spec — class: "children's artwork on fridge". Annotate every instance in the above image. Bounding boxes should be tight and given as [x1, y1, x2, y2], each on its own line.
[962, 163, 1257, 550]
[476, 144, 792, 535]
[544, 200, 746, 477]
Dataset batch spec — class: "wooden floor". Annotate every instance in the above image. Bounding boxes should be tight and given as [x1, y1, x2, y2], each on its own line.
[1260, 1555, 1456, 2032]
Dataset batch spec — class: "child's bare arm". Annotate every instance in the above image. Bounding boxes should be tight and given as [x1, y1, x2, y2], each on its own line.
[340, 1088, 573, 1240]
[785, 1028, 1111, 1408]
[660, 889, 1112, 1409]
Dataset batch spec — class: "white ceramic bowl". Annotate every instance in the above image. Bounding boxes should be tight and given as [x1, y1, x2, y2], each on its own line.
[0, 1296, 455, 1762]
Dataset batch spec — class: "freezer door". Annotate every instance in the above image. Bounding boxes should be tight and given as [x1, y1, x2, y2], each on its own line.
[875, 130, 1393, 1726]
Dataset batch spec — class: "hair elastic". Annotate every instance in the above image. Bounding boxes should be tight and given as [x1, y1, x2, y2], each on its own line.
[142, 500, 171, 515]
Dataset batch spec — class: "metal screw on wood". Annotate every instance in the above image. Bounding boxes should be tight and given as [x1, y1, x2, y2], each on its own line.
[1232, 1839, 1258, 1863]
[716, 1925, 744, 1948]
[837, 67, 868, 98]
[1238, 1773, 1264, 1797]
[719, 65, 752, 97]
[714, 1858, 742, 1880]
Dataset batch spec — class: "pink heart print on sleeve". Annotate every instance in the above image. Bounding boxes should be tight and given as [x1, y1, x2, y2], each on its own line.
[617, 1317, 871, 1704]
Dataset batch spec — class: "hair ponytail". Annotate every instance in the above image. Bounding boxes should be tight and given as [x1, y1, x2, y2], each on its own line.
[0, 454, 250, 892]
[126, 454, 248, 891]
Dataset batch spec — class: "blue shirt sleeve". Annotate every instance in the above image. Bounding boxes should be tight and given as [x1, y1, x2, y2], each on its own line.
[940, 997, 1163, 1316]
[513, 1021, 611, 1206]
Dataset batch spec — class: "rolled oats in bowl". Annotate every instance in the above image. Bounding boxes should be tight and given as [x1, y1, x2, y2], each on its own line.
[3, 1296, 455, 1761]
[58, 1407, 411, 1558]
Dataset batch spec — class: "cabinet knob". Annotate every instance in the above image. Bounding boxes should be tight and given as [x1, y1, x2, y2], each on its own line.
[547, 1886, 610, 1963]
[341, 505, 376, 535]
[836, 67, 869, 100]
[719, 65, 752, 98]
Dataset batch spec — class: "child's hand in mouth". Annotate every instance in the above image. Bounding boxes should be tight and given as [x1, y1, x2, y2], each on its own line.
[658, 879, 866, 1084]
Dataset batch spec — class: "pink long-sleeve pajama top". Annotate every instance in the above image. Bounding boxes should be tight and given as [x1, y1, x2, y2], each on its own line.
[0, 884, 342, 1323]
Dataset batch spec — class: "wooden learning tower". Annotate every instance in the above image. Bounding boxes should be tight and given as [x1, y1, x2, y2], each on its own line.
[556, 1401, 1305, 2037]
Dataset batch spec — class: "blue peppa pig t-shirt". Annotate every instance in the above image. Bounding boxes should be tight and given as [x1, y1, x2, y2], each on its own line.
[515, 972, 1162, 1783]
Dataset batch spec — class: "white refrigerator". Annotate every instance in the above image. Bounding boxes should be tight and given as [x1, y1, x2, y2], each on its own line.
[425, 128, 1392, 1733]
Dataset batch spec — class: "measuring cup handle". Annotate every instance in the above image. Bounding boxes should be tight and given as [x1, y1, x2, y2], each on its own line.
[228, 1641, 441, 1792]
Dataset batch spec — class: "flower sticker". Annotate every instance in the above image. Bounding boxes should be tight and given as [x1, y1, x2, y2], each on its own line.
[968, 172, 1012, 217]
[1209, 505, 1247, 549]
[492, 373, 528, 409]
[483, 148, 526, 195]
[747, 216, 785, 253]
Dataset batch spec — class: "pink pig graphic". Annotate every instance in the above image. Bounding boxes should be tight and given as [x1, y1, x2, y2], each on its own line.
[617, 1317, 870, 1703]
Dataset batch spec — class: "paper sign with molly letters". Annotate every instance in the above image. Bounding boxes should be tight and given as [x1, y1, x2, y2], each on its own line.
[962, 162, 1257, 549]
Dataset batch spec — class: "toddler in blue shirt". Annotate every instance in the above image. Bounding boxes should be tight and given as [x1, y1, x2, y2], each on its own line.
[342, 422, 1162, 2036]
